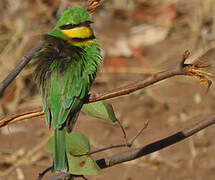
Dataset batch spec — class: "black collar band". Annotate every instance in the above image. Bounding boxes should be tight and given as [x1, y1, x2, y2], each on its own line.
[71, 34, 95, 42]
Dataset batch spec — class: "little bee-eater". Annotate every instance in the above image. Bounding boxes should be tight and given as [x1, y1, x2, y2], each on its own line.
[33, 6, 101, 171]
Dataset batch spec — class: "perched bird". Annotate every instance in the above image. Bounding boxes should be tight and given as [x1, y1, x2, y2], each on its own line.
[33, 6, 101, 171]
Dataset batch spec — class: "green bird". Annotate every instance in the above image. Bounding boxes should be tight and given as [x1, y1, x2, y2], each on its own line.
[33, 6, 101, 172]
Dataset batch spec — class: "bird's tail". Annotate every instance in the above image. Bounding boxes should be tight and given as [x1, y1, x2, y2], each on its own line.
[53, 128, 68, 171]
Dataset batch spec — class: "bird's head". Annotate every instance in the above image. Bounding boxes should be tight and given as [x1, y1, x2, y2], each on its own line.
[49, 6, 95, 46]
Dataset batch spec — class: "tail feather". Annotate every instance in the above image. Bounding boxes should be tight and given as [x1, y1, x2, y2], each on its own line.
[53, 128, 68, 171]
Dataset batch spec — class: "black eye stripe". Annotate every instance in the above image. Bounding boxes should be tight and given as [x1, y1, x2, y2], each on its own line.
[59, 21, 93, 30]
[59, 24, 75, 30]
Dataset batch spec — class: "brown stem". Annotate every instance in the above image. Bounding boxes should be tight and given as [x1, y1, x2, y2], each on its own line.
[0, 109, 44, 127]
[0, 41, 43, 97]
[0, 67, 182, 128]
[128, 120, 149, 146]
[88, 66, 183, 103]
[96, 113, 215, 168]
[83, 120, 148, 156]
[0, 50, 211, 128]
[49, 113, 215, 178]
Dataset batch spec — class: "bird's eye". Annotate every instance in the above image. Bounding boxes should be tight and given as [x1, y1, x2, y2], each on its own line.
[59, 23, 75, 30]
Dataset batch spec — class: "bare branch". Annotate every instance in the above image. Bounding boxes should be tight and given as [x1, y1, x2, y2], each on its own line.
[0, 51, 212, 128]
[82, 120, 148, 156]
[48, 113, 215, 179]
[89, 52, 211, 103]
[128, 120, 149, 147]
[96, 113, 215, 169]
[0, 109, 44, 127]
[0, 41, 43, 97]
[115, 118, 128, 146]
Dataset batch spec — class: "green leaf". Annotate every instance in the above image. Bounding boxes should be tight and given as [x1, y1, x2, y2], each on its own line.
[46, 136, 54, 153]
[67, 154, 101, 175]
[45, 134, 100, 175]
[66, 132, 90, 155]
[82, 100, 117, 124]
[45, 132, 90, 156]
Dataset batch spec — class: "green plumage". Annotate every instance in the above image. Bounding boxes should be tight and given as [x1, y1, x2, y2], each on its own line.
[33, 6, 100, 172]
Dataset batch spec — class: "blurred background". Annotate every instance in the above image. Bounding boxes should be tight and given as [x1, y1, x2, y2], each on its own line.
[1, 0, 215, 179]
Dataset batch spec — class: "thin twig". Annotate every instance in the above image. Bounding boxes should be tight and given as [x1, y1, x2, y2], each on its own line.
[0, 51, 212, 128]
[87, 144, 126, 156]
[0, 41, 43, 97]
[0, 109, 44, 127]
[38, 166, 53, 180]
[96, 113, 215, 169]
[88, 67, 183, 103]
[85, 120, 148, 156]
[127, 120, 149, 146]
[115, 118, 128, 146]
[32, 112, 215, 180]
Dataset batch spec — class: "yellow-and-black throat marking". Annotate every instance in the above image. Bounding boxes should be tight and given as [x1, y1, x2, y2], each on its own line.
[60, 21, 95, 43]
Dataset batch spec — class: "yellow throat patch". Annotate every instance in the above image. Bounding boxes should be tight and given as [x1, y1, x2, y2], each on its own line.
[61, 26, 95, 45]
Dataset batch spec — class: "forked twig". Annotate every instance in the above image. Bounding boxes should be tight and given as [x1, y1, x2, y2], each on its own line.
[96, 113, 215, 169]
[85, 120, 148, 156]
[49, 113, 215, 179]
